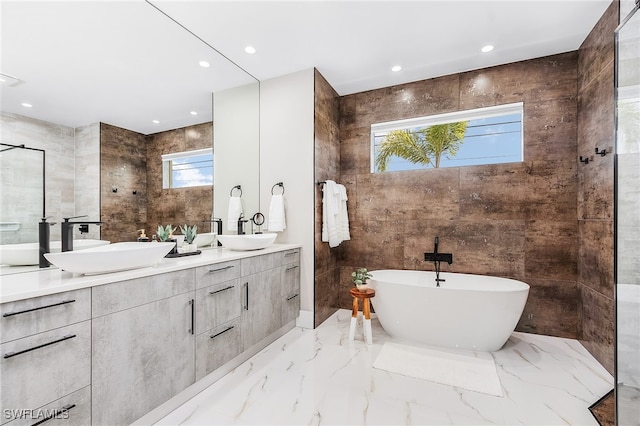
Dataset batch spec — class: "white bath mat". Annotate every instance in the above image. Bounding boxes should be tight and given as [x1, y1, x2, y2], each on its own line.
[372, 342, 503, 397]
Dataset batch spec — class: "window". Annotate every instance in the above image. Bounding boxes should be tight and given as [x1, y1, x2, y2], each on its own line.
[162, 148, 213, 189]
[371, 102, 523, 173]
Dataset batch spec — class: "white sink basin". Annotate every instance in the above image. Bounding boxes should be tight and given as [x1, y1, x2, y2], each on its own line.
[194, 232, 216, 247]
[217, 233, 277, 251]
[0, 239, 110, 266]
[173, 232, 216, 248]
[44, 242, 175, 275]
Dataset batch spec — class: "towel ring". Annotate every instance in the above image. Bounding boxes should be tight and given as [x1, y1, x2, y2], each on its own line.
[230, 185, 242, 197]
[271, 182, 285, 195]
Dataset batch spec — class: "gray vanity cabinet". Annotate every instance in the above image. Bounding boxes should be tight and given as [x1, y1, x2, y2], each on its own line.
[240, 253, 287, 350]
[0, 289, 91, 426]
[91, 269, 195, 426]
[281, 261, 301, 325]
[194, 260, 243, 380]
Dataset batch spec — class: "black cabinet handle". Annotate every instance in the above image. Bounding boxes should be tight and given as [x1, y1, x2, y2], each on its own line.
[286, 294, 300, 301]
[208, 265, 234, 273]
[284, 251, 299, 257]
[243, 282, 249, 311]
[286, 265, 299, 272]
[189, 299, 195, 335]
[209, 285, 234, 295]
[3, 299, 76, 317]
[31, 403, 76, 426]
[3, 334, 76, 359]
[210, 326, 234, 339]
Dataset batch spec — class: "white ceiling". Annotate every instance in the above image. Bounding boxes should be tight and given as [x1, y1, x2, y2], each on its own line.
[1, 0, 612, 134]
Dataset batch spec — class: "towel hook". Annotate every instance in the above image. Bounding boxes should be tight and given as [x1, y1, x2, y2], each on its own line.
[271, 182, 285, 195]
[230, 185, 242, 197]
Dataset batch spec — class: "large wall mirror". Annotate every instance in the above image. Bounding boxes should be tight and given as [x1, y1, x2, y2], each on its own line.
[0, 1, 259, 274]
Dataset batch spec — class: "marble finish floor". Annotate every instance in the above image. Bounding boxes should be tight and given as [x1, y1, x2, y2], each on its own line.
[158, 310, 613, 425]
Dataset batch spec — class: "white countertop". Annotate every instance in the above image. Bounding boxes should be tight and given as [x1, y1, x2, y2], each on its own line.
[0, 243, 301, 304]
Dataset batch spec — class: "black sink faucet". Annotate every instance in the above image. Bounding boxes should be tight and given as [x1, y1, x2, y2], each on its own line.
[62, 215, 103, 252]
[237, 214, 249, 235]
[38, 216, 57, 268]
[203, 218, 223, 246]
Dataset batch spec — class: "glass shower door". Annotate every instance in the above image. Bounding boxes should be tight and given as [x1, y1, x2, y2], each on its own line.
[615, 2, 640, 424]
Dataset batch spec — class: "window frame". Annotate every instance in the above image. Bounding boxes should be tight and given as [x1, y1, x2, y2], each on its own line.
[161, 147, 213, 189]
[370, 102, 524, 173]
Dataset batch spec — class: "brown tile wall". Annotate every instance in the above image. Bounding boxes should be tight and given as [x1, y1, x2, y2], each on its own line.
[100, 123, 148, 243]
[314, 69, 342, 327]
[100, 122, 213, 243]
[145, 122, 214, 236]
[576, 1, 618, 374]
[337, 52, 580, 338]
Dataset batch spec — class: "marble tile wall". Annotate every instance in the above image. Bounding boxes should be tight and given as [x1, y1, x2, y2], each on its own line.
[576, 0, 617, 374]
[100, 123, 148, 243]
[338, 52, 580, 339]
[74, 123, 100, 240]
[314, 69, 342, 327]
[0, 112, 75, 244]
[145, 122, 214, 238]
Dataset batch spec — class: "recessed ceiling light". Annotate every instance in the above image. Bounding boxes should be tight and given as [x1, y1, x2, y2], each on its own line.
[481, 45, 494, 53]
[244, 46, 256, 54]
[21, 102, 32, 108]
[391, 65, 402, 72]
[199, 61, 210, 68]
[152, 120, 160, 124]
[190, 111, 198, 116]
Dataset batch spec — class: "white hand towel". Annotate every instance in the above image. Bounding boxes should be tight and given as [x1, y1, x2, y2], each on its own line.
[268, 194, 286, 232]
[337, 184, 351, 242]
[322, 180, 342, 248]
[227, 196, 243, 231]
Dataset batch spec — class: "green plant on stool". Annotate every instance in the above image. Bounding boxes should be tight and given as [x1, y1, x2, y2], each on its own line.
[352, 267, 372, 289]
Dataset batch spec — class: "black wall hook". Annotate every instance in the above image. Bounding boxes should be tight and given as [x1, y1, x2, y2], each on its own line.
[579, 156, 590, 165]
[595, 147, 607, 157]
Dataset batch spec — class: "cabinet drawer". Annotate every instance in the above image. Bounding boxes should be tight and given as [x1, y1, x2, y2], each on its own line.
[282, 262, 300, 297]
[240, 253, 279, 276]
[92, 269, 194, 317]
[281, 249, 300, 265]
[282, 263, 301, 325]
[0, 321, 91, 421]
[3, 385, 91, 426]
[195, 279, 241, 334]
[0, 289, 90, 344]
[195, 260, 240, 289]
[195, 318, 242, 381]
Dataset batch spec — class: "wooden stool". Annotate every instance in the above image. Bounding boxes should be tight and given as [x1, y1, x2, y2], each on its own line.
[349, 287, 376, 344]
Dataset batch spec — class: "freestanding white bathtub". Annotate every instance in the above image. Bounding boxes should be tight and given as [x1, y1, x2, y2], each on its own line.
[368, 270, 529, 352]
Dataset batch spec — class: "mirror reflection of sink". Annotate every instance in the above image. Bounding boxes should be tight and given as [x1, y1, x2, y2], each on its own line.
[217, 234, 277, 251]
[173, 232, 216, 248]
[0, 239, 110, 266]
[44, 242, 175, 275]
[194, 232, 216, 247]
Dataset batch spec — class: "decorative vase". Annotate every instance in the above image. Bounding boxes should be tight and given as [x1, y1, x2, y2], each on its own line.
[356, 282, 368, 290]
[188, 242, 197, 253]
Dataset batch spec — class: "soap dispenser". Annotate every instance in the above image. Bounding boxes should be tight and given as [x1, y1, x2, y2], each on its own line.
[137, 229, 149, 242]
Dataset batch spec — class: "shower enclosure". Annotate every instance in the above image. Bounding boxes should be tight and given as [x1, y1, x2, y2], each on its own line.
[615, 1, 640, 424]
[0, 143, 45, 245]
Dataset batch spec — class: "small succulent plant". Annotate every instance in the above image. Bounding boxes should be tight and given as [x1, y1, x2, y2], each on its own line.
[351, 268, 372, 287]
[180, 224, 198, 244]
[156, 224, 174, 242]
